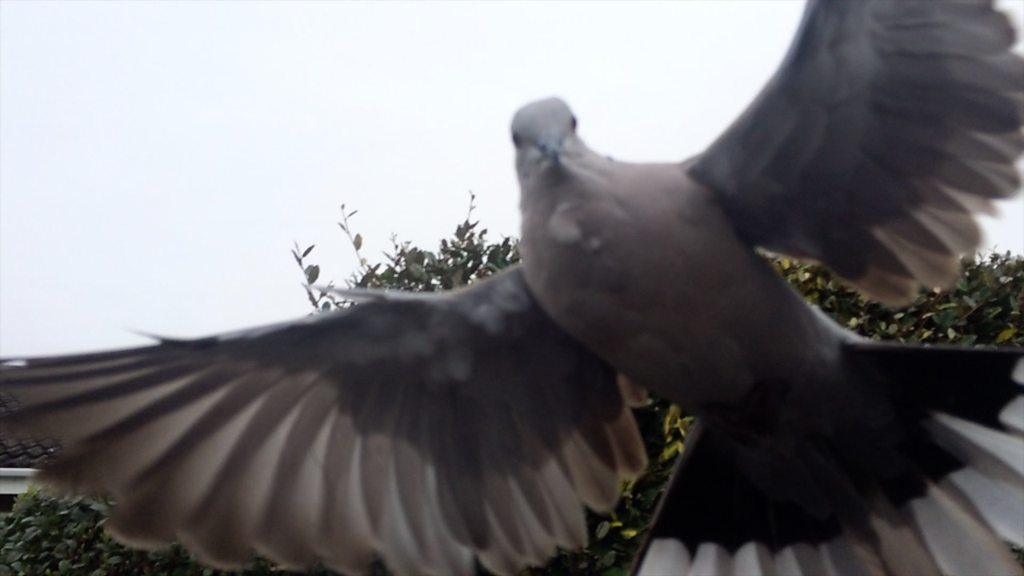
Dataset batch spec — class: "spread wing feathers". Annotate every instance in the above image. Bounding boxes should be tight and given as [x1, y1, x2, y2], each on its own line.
[690, 0, 1024, 305]
[634, 345, 1023, 576]
[0, 267, 648, 576]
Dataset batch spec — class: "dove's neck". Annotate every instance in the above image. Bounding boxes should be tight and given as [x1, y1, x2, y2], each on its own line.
[517, 144, 612, 216]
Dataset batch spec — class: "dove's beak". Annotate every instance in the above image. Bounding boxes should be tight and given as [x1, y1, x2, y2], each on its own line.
[537, 139, 563, 163]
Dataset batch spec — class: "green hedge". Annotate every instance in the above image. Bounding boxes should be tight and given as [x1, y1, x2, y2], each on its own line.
[2, 209, 1021, 575]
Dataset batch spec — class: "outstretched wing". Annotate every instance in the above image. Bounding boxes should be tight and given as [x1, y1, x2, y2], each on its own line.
[690, 0, 1024, 305]
[0, 267, 647, 576]
[634, 345, 1024, 576]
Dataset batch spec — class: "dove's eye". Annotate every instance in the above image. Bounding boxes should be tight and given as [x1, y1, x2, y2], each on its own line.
[570, 116, 577, 131]
[512, 132, 523, 147]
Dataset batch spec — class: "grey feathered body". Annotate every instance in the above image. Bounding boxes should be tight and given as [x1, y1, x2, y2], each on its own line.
[519, 150, 846, 410]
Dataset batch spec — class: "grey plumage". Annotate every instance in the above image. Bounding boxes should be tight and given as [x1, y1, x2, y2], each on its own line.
[689, 0, 1023, 305]
[3, 0, 1024, 575]
[1, 271, 646, 575]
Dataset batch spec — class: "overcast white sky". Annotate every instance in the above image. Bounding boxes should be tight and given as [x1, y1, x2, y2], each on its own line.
[2, 1, 1023, 357]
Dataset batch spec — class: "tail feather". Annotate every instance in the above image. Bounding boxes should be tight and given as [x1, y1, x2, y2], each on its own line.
[689, 543, 731, 576]
[906, 481, 1020, 576]
[820, 535, 885, 576]
[925, 412, 1023, 490]
[1001, 395, 1024, 433]
[867, 494, 940, 576]
[637, 537, 690, 576]
[732, 542, 772, 576]
[633, 343, 1023, 576]
[773, 543, 826, 576]
[944, 467, 1023, 545]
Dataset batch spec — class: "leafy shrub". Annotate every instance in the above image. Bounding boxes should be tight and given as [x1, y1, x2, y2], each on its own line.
[1, 492, 243, 576]
[2, 204, 1021, 575]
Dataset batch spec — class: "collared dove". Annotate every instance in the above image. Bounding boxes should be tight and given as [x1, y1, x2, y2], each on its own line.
[2, 0, 1023, 575]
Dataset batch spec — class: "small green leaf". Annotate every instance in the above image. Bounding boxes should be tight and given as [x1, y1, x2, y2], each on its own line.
[659, 440, 684, 462]
[995, 327, 1016, 343]
[598, 550, 617, 568]
[353, 234, 363, 250]
[304, 264, 320, 285]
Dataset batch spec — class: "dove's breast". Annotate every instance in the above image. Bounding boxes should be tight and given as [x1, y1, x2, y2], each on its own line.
[519, 156, 845, 410]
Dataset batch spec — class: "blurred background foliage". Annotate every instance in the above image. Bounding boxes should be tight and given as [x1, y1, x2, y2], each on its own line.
[2, 203, 1022, 575]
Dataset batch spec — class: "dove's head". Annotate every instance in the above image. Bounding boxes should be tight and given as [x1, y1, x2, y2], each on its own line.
[511, 97, 580, 181]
